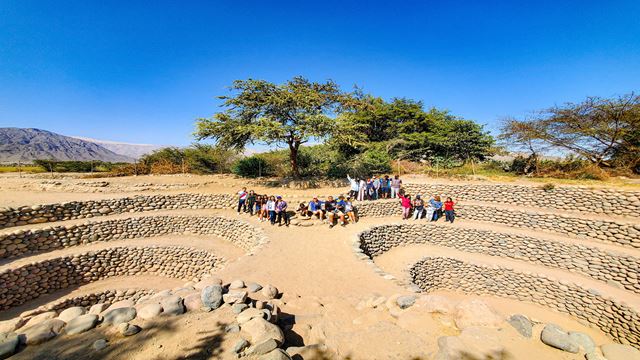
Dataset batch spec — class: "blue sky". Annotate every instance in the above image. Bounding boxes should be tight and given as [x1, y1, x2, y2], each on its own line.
[1, 1, 639, 147]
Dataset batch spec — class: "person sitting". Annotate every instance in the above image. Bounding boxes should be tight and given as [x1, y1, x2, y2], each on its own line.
[309, 197, 324, 220]
[412, 195, 425, 220]
[444, 197, 456, 223]
[328, 195, 347, 227]
[430, 195, 443, 221]
[425, 196, 436, 222]
[324, 196, 337, 227]
[297, 201, 310, 218]
[345, 196, 357, 223]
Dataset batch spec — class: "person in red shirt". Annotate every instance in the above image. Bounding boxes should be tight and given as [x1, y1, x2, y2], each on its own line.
[444, 197, 456, 223]
[399, 193, 412, 220]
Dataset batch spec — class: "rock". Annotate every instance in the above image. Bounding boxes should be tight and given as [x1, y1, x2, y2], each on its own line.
[104, 300, 135, 312]
[0, 332, 19, 360]
[223, 291, 248, 305]
[241, 317, 285, 345]
[586, 352, 607, 360]
[117, 323, 141, 337]
[183, 293, 203, 312]
[89, 303, 109, 315]
[247, 282, 263, 293]
[568, 331, 595, 353]
[237, 308, 266, 324]
[19, 319, 65, 345]
[233, 338, 249, 353]
[246, 338, 278, 355]
[137, 303, 163, 320]
[102, 307, 137, 326]
[507, 314, 532, 338]
[229, 279, 245, 289]
[396, 295, 417, 309]
[225, 324, 240, 333]
[262, 285, 279, 299]
[0, 318, 26, 334]
[194, 277, 223, 290]
[540, 324, 579, 353]
[601, 343, 640, 360]
[93, 339, 109, 350]
[65, 314, 99, 335]
[259, 348, 292, 360]
[201, 285, 223, 310]
[23, 311, 57, 327]
[160, 295, 185, 315]
[58, 306, 86, 323]
[454, 299, 502, 329]
[417, 295, 454, 314]
[232, 303, 249, 314]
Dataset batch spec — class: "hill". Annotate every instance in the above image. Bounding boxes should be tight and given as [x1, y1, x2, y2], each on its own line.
[71, 136, 164, 159]
[0, 128, 135, 163]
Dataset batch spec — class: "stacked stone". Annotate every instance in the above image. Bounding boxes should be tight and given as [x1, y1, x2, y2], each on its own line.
[0, 215, 265, 259]
[0, 193, 236, 229]
[403, 183, 640, 217]
[359, 224, 640, 293]
[0, 246, 220, 310]
[409, 256, 640, 347]
[26, 289, 156, 317]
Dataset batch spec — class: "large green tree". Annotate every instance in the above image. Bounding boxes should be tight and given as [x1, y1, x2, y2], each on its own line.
[195, 76, 358, 177]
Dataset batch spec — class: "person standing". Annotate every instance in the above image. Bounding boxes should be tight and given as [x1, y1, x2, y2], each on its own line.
[246, 190, 256, 215]
[275, 196, 289, 226]
[372, 176, 381, 200]
[399, 193, 412, 220]
[267, 196, 277, 225]
[347, 174, 359, 199]
[390, 175, 402, 199]
[444, 197, 456, 223]
[237, 187, 248, 214]
[381, 175, 390, 199]
[358, 179, 366, 201]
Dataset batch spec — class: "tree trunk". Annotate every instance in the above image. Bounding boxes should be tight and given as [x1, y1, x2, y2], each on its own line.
[289, 141, 300, 178]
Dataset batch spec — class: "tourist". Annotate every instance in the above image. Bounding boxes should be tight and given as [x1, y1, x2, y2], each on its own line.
[399, 193, 412, 220]
[444, 197, 456, 223]
[255, 194, 263, 220]
[372, 176, 381, 200]
[347, 174, 359, 199]
[324, 196, 337, 227]
[237, 187, 248, 214]
[425, 196, 436, 222]
[390, 175, 402, 198]
[380, 175, 390, 199]
[357, 178, 366, 201]
[328, 195, 347, 228]
[297, 201, 310, 218]
[412, 194, 425, 220]
[309, 197, 324, 220]
[246, 190, 256, 215]
[260, 195, 269, 222]
[345, 196, 357, 223]
[366, 179, 375, 200]
[430, 195, 443, 221]
[275, 196, 289, 226]
[267, 195, 277, 225]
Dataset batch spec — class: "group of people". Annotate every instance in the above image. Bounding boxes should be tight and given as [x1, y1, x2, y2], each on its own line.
[398, 193, 457, 223]
[236, 188, 358, 228]
[347, 174, 403, 201]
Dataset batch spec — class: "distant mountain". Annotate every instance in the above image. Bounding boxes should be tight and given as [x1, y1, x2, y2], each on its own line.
[72, 136, 164, 159]
[0, 128, 135, 163]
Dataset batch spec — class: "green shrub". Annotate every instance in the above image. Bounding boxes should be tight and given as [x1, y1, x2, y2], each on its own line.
[232, 156, 270, 177]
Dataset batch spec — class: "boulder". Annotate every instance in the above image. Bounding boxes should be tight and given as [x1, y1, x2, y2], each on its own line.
[241, 317, 285, 345]
[262, 285, 279, 299]
[194, 277, 223, 290]
[117, 323, 141, 337]
[137, 303, 163, 320]
[104, 300, 135, 312]
[601, 343, 640, 360]
[65, 314, 99, 335]
[102, 307, 137, 326]
[183, 293, 203, 312]
[396, 295, 417, 309]
[0, 332, 19, 360]
[568, 331, 595, 353]
[89, 303, 109, 315]
[0, 318, 26, 334]
[247, 282, 263, 293]
[233, 338, 249, 353]
[225, 324, 240, 333]
[223, 291, 248, 305]
[454, 299, 502, 329]
[19, 319, 65, 345]
[237, 308, 266, 324]
[201, 285, 223, 310]
[93, 338, 109, 350]
[160, 295, 185, 316]
[229, 280, 245, 289]
[58, 307, 86, 323]
[232, 303, 249, 314]
[246, 338, 278, 355]
[259, 348, 292, 360]
[507, 314, 532, 338]
[540, 324, 579, 353]
[23, 311, 57, 327]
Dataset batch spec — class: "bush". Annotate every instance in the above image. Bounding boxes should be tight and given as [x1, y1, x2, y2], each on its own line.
[135, 145, 238, 175]
[34, 160, 123, 173]
[232, 156, 270, 177]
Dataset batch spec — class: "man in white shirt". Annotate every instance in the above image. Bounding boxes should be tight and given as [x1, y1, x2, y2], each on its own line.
[237, 187, 248, 214]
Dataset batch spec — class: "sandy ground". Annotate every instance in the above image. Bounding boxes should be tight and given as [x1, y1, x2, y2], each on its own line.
[1, 173, 638, 359]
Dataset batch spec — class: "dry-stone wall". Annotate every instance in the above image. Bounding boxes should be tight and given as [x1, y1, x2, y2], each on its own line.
[354, 200, 639, 248]
[410, 257, 640, 347]
[0, 193, 235, 229]
[359, 224, 640, 293]
[0, 246, 219, 310]
[0, 215, 265, 259]
[36, 288, 155, 315]
[403, 183, 640, 217]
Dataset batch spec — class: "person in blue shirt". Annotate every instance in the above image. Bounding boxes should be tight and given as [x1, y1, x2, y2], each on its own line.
[328, 195, 347, 228]
[430, 196, 443, 221]
[309, 197, 324, 220]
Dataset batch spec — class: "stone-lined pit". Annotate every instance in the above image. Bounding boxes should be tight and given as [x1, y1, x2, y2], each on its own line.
[0, 215, 265, 259]
[403, 183, 640, 217]
[0, 246, 220, 310]
[358, 223, 640, 293]
[410, 256, 640, 347]
[355, 200, 639, 248]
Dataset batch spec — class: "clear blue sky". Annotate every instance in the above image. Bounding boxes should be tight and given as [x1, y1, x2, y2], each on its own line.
[1, 1, 639, 147]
